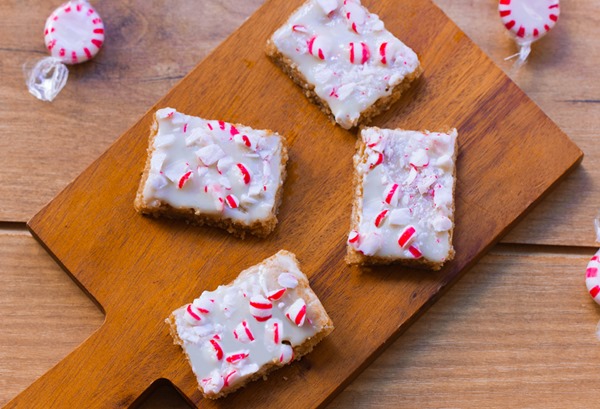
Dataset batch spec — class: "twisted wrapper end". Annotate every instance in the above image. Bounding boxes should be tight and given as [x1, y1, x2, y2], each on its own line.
[24, 57, 69, 102]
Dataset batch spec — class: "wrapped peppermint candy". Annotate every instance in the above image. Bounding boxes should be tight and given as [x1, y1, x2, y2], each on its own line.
[498, 0, 560, 68]
[25, 0, 104, 102]
[585, 213, 600, 307]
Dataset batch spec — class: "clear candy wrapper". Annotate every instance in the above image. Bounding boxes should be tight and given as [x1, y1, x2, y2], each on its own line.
[24, 57, 69, 102]
[498, 0, 560, 69]
[24, 0, 104, 102]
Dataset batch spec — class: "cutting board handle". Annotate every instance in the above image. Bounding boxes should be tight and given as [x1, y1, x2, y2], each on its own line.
[3, 323, 160, 409]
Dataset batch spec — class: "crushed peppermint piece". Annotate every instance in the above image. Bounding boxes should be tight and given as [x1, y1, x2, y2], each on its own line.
[285, 299, 307, 326]
[233, 320, 255, 343]
[348, 230, 360, 245]
[267, 288, 287, 301]
[316, 0, 338, 14]
[278, 273, 298, 289]
[249, 295, 273, 322]
[374, 209, 389, 228]
[196, 144, 226, 166]
[384, 183, 399, 206]
[279, 344, 294, 364]
[398, 225, 416, 248]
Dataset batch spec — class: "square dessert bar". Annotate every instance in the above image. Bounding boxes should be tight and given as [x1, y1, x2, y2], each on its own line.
[347, 127, 458, 270]
[266, 0, 422, 129]
[167, 250, 334, 399]
[134, 108, 288, 238]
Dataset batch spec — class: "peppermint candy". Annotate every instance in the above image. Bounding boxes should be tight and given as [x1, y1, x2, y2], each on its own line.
[265, 318, 284, 345]
[209, 337, 224, 361]
[184, 304, 203, 324]
[378, 41, 401, 65]
[586, 251, 600, 305]
[27, 0, 105, 101]
[233, 320, 255, 343]
[343, 0, 367, 34]
[384, 183, 400, 206]
[348, 230, 360, 246]
[225, 194, 240, 209]
[359, 232, 382, 256]
[225, 351, 250, 364]
[249, 295, 273, 322]
[236, 163, 252, 184]
[367, 151, 384, 169]
[307, 35, 332, 60]
[398, 225, 417, 249]
[348, 42, 370, 64]
[317, 0, 339, 15]
[278, 273, 298, 289]
[223, 370, 238, 387]
[266, 288, 286, 301]
[374, 210, 389, 228]
[279, 344, 294, 364]
[285, 298, 307, 326]
[499, 0, 560, 67]
[200, 370, 224, 395]
[586, 215, 600, 306]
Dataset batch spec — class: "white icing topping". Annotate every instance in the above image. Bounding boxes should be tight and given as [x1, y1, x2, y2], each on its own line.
[271, 0, 420, 129]
[142, 108, 285, 225]
[172, 252, 325, 396]
[349, 128, 457, 263]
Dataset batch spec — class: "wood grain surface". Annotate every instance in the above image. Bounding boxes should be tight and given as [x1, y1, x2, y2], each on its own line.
[4, 234, 600, 408]
[0, 232, 104, 405]
[6, 0, 582, 406]
[1, 0, 598, 246]
[442, 0, 600, 247]
[0, 0, 264, 222]
[1, 0, 599, 408]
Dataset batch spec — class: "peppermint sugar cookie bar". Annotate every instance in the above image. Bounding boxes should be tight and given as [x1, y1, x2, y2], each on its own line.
[134, 108, 288, 238]
[167, 250, 334, 399]
[347, 127, 457, 270]
[266, 0, 422, 129]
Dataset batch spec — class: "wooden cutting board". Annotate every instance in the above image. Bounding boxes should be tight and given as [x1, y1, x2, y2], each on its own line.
[12, 0, 582, 407]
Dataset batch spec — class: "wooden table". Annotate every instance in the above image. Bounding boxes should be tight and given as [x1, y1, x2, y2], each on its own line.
[1, 0, 599, 407]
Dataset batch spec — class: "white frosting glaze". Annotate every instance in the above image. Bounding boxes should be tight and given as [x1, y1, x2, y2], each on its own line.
[141, 108, 285, 225]
[172, 252, 326, 396]
[271, 0, 420, 129]
[349, 127, 457, 263]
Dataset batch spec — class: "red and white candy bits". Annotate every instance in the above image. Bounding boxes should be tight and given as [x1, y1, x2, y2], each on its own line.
[585, 215, 600, 306]
[499, 0, 559, 67]
[26, 0, 105, 101]
[249, 295, 273, 322]
[285, 298, 307, 326]
[44, 1, 104, 64]
[585, 251, 600, 305]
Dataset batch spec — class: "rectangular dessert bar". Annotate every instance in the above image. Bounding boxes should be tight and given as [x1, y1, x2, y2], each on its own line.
[167, 250, 334, 399]
[134, 108, 288, 238]
[347, 127, 458, 270]
[266, 0, 422, 129]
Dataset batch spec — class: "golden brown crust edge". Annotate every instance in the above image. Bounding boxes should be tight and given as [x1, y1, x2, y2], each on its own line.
[133, 118, 159, 213]
[345, 129, 458, 271]
[265, 40, 423, 129]
[166, 250, 334, 399]
[134, 115, 289, 238]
